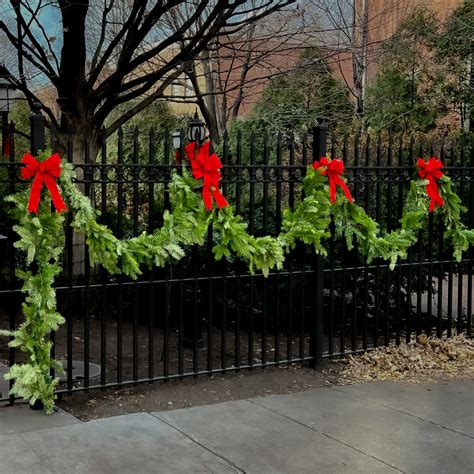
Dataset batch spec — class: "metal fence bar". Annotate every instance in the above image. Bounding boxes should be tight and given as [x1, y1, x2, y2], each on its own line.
[7, 120, 16, 406]
[116, 127, 124, 385]
[309, 121, 327, 367]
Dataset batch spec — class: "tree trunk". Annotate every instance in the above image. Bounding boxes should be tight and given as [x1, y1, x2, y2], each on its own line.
[352, 0, 369, 120]
[468, 41, 473, 132]
[202, 49, 222, 139]
[188, 60, 221, 143]
[56, 119, 101, 278]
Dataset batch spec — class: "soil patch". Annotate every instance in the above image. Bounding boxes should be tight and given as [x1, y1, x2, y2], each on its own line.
[58, 335, 474, 421]
[58, 362, 343, 421]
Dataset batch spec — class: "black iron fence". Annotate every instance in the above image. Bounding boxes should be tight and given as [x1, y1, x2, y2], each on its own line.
[0, 121, 473, 402]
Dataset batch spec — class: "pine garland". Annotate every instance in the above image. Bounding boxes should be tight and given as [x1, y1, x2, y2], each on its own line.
[60, 162, 285, 278]
[0, 175, 65, 414]
[280, 168, 332, 254]
[1, 151, 473, 413]
[330, 170, 474, 268]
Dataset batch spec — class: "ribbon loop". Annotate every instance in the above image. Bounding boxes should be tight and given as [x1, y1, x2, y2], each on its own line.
[417, 157, 444, 212]
[188, 142, 229, 211]
[21, 153, 68, 214]
[313, 157, 353, 203]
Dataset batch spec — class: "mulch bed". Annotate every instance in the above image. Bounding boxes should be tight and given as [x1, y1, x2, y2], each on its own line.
[340, 334, 474, 383]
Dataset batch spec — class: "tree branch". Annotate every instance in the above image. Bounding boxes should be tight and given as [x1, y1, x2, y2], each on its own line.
[89, 0, 116, 73]
[101, 75, 177, 137]
[10, 0, 59, 80]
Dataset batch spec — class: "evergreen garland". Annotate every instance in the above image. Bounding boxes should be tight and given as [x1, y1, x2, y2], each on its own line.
[0, 179, 65, 414]
[1, 151, 473, 413]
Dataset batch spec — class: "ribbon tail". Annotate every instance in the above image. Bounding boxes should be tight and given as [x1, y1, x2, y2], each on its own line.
[329, 178, 336, 203]
[426, 177, 443, 212]
[339, 181, 353, 203]
[4, 137, 10, 158]
[44, 175, 68, 213]
[28, 173, 44, 214]
[212, 187, 229, 209]
[202, 185, 213, 211]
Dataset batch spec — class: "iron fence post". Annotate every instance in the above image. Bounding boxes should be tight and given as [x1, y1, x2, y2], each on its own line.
[30, 102, 46, 155]
[309, 118, 328, 368]
[1, 111, 8, 156]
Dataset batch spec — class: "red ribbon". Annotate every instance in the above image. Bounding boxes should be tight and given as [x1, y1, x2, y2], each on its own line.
[417, 157, 444, 212]
[313, 157, 353, 203]
[184, 142, 196, 163]
[3, 135, 10, 159]
[190, 141, 228, 211]
[3, 122, 14, 158]
[21, 153, 68, 214]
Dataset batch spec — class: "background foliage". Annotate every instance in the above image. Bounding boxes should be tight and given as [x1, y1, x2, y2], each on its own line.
[364, 3, 473, 132]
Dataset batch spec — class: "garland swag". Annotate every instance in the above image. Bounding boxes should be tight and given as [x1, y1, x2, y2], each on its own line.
[1, 149, 473, 413]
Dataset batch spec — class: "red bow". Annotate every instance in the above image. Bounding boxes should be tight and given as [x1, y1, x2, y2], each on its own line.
[21, 153, 68, 214]
[190, 141, 228, 211]
[417, 157, 444, 212]
[313, 157, 353, 203]
[184, 142, 196, 163]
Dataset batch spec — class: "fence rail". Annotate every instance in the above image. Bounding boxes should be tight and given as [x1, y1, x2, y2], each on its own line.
[0, 122, 473, 403]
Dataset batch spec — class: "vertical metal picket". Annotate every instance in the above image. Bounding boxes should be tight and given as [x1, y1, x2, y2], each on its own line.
[309, 119, 327, 368]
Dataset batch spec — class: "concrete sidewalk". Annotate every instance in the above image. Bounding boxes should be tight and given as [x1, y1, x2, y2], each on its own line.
[0, 380, 472, 473]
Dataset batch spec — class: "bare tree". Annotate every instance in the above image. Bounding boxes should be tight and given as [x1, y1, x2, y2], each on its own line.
[161, 3, 313, 140]
[0, 0, 295, 159]
[306, 0, 407, 119]
[161, 0, 408, 138]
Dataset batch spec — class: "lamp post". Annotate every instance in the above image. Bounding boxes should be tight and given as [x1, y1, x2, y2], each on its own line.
[174, 110, 206, 350]
[187, 110, 206, 144]
[172, 129, 182, 151]
[172, 128, 183, 165]
[172, 111, 207, 164]
[0, 71, 15, 157]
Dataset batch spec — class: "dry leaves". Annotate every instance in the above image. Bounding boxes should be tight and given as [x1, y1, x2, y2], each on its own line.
[340, 335, 474, 383]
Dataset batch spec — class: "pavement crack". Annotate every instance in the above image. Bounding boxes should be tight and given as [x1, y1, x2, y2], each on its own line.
[151, 413, 246, 473]
[333, 387, 474, 440]
[248, 399, 405, 473]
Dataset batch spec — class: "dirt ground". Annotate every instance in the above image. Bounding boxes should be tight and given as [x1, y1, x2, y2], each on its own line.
[58, 335, 474, 421]
[58, 362, 344, 421]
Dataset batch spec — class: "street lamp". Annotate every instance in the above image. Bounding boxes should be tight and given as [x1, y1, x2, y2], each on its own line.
[182, 110, 206, 350]
[172, 128, 185, 165]
[0, 75, 14, 113]
[0, 69, 16, 156]
[172, 111, 206, 164]
[172, 129, 182, 150]
[187, 110, 206, 143]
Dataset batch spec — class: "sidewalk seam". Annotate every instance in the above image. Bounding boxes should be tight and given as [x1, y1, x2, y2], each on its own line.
[333, 387, 474, 440]
[151, 413, 246, 474]
[0, 420, 81, 436]
[247, 399, 405, 474]
[19, 433, 58, 474]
